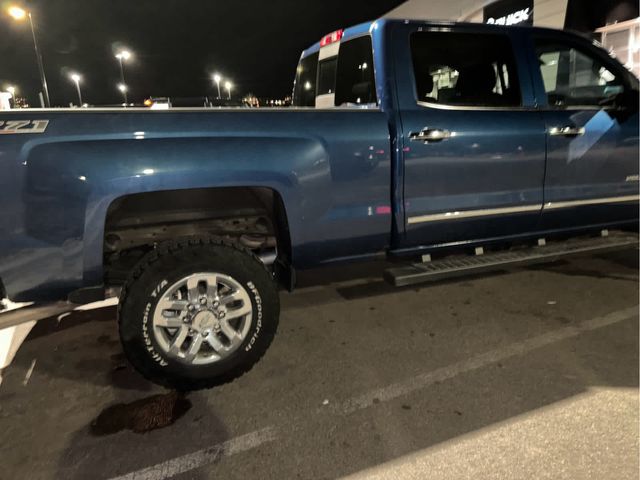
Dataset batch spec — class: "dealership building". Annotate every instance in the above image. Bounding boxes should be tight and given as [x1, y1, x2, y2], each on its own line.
[387, 0, 640, 76]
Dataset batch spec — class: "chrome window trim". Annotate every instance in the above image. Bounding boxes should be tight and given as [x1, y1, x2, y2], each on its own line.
[407, 195, 640, 225]
[414, 100, 539, 112]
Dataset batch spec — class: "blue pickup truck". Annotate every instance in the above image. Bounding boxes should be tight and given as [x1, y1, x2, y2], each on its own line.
[1, 18, 638, 389]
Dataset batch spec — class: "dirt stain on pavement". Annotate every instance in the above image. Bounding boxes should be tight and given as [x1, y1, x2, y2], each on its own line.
[90, 391, 192, 435]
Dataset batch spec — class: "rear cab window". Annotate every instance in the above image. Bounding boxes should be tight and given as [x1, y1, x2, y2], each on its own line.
[292, 32, 377, 108]
[335, 36, 377, 106]
[410, 31, 522, 108]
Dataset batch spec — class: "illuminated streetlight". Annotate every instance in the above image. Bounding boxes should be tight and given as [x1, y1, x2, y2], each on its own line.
[115, 50, 131, 61]
[6, 86, 16, 96]
[115, 49, 131, 104]
[6, 5, 50, 107]
[225, 81, 232, 100]
[213, 73, 222, 99]
[7, 5, 26, 20]
[69, 73, 82, 106]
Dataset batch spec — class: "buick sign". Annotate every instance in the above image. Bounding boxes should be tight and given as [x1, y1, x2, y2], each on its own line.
[484, 0, 534, 26]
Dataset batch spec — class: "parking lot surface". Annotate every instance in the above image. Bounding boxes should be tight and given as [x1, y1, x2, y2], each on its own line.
[0, 249, 638, 480]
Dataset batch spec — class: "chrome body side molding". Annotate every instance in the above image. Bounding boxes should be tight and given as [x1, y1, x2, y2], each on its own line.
[543, 195, 640, 210]
[407, 195, 640, 225]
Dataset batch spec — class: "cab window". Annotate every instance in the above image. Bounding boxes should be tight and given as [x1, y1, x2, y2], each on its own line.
[292, 52, 319, 107]
[410, 32, 522, 108]
[534, 39, 625, 108]
[335, 36, 377, 106]
[317, 58, 338, 96]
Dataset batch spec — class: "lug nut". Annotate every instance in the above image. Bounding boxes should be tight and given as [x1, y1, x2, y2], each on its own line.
[182, 317, 190, 324]
[188, 304, 195, 311]
[219, 311, 226, 319]
[200, 297, 207, 305]
[212, 301, 220, 308]
[203, 331, 209, 337]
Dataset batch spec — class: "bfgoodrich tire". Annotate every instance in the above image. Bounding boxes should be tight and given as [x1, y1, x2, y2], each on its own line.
[118, 237, 279, 390]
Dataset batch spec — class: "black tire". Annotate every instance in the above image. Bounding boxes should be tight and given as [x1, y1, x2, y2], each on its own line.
[118, 237, 279, 390]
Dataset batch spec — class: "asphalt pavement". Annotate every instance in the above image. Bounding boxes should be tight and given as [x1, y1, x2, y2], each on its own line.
[0, 248, 638, 480]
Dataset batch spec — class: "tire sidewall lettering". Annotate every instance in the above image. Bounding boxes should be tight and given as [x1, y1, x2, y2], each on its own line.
[142, 279, 169, 367]
[245, 281, 263, 352]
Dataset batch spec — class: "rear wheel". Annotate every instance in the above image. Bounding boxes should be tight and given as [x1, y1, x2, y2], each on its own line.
[118, 237, 279, 390]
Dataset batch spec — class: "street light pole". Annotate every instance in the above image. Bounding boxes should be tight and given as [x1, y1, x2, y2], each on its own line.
[7, 7, 50, 107]
[28, 13, 50, 107]
[115, 50, 131, 105]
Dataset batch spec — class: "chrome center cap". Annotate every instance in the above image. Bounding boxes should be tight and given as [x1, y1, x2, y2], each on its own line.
[192, 310, 218, 332]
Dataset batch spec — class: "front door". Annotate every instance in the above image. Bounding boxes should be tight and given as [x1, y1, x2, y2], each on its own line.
[394, 26, 547, 249]
[530, 31, 640, 230]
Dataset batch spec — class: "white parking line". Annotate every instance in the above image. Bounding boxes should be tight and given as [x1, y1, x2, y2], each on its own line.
[108, 426, 277, 480]
[340, 305, 639, 414]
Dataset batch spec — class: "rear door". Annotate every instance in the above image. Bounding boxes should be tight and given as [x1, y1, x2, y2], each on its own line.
[393, 25, 547, 249]
[529, 31, 640, 230]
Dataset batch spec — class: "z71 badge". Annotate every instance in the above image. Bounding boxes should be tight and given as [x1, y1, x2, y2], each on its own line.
[0, 120, 49, 134]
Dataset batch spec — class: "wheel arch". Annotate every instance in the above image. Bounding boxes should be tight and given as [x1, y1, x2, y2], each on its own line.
[88, 185, 293, 290]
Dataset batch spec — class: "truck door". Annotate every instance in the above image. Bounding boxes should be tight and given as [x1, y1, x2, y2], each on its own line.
[529, 32, 640, 230]
[393, 25, 547, 249]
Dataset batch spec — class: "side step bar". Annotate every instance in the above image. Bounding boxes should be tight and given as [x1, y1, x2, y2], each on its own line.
[384, 231, 639, 287]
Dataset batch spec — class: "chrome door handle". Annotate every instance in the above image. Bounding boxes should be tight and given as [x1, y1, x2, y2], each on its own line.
[409, 128, 451, 143]
[549, 126, 585, 137]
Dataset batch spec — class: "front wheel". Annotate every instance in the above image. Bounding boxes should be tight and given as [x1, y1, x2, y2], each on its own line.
[118, 238, 279, 390]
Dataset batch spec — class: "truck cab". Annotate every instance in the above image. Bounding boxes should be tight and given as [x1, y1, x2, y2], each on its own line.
[294, 19, 639, 255]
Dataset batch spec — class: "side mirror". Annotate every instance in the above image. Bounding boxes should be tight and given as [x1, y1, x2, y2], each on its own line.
[621, 89, 639, 111]
[600, 88, 639, 111]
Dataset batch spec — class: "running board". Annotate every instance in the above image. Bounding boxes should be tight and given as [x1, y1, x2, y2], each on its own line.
[384, 231, 639, 287]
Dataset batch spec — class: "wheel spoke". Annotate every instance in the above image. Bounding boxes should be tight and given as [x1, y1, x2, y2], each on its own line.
[206, 276, 219, 299]
[184, 334, 203, 362]
[225, 302, 252, 321]
[154, 315, 184, 328]
[186, 277, 201, 302]
[205, 333, 227, 354]
[157, 298, 189, 313]
[169, 327, 189, 355]
[219, 319, 240, 343]
[220, 290, 243, 306]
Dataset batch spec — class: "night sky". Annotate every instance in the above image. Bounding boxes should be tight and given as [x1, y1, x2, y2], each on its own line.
[0, 0, 405, 106]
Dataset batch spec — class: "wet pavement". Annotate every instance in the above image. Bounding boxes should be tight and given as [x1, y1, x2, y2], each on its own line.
[0, 248, 638, 480]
